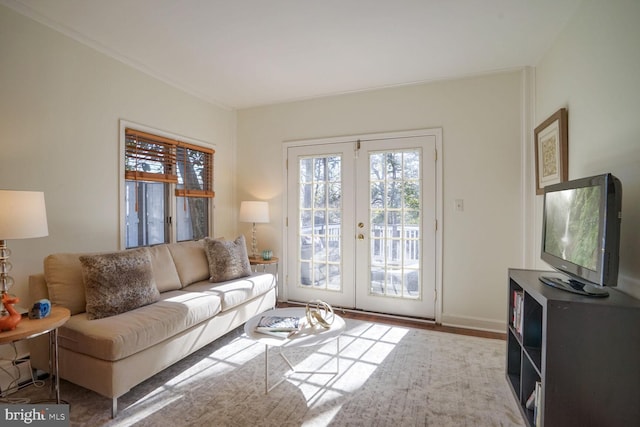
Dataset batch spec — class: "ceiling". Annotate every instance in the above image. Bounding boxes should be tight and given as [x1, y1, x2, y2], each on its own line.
[3, 0, 582, 109]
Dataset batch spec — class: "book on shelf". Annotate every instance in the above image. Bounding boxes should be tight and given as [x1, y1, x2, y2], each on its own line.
[255, 315, 301, 332]
[525, 388, 536, 410]
[534, 381, 542, 427]
[512, 290, 524, 335]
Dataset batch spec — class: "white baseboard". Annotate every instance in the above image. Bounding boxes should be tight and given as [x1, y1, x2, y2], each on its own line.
[441, 313, 506, 334]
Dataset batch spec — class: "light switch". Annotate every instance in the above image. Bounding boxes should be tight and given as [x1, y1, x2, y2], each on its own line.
[455, 199, 464, 212]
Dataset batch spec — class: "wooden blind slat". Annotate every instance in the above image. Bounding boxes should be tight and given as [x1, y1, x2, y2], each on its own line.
[125, 151, 177, 162]
[175, 189, 215, 198]
[178, 141, 215, 154]
[125, 171, 178, 183]
[125, 129, 179, 146]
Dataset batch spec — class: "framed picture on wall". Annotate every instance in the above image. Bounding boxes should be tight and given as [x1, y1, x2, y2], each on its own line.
[534, 108, 568, 195]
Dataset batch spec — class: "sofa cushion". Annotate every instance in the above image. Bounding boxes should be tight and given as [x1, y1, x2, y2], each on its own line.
[167, 240, 210, 287]
[184, 272, 276, 311]
[147, 244, 182, 293]
[57, 290, 223, 361]
[80, 248, 160, 320]
[44, 253, 87, 315]
[204, 236, 251, 283]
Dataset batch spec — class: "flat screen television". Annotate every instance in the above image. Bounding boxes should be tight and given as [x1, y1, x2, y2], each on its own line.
[540, 173, 622, 297]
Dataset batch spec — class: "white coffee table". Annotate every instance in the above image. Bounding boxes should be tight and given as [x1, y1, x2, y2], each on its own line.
[244, 307, 345, 393]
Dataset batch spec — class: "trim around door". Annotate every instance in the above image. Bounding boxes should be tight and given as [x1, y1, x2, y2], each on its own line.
[282, 128, 443, 324]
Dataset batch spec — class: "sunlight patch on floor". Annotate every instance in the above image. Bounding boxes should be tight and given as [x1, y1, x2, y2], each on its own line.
[281, 322, 410, 422]
[161, 336, 262, 389]
[112, 393, 183, 427]
[120, 334, 265, 417]
[113, 322, 410, 425]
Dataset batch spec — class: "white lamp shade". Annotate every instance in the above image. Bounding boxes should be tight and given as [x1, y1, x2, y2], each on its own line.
[0, 190, 49, 239]
[239, 201, 270, 223]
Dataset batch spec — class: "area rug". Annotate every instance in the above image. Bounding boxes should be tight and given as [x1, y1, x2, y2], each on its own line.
[13, 319, 524, 426]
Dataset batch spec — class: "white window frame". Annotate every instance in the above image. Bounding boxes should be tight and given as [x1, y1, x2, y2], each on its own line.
[118, 120, 215, 249]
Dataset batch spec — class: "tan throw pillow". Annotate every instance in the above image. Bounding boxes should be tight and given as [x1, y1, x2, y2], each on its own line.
[80, 248, 160, 320]
[204, 236, 252, 283]
[166, 240, 209, 287]
[44, 253, 88, 315]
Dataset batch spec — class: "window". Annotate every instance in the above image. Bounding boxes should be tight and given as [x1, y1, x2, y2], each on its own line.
[123, 127, 214, 248]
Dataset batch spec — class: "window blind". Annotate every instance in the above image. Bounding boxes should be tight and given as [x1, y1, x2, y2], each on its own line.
[125, 128, 214, 198]
[176, 142, 215, 198]
[125, 129, 178, 183]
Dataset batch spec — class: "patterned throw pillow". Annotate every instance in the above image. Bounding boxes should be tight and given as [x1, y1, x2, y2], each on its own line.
[80, 248, 160, 320]
[204, 236, 252, 283]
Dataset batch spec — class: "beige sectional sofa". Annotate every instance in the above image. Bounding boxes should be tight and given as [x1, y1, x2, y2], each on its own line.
[28, 240, 276, 417]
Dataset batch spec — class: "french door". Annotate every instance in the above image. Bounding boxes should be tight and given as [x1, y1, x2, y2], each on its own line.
[285, 131, 439, 319]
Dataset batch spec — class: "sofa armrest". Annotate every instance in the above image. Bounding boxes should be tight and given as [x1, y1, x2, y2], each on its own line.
[29, 273, 49, 306]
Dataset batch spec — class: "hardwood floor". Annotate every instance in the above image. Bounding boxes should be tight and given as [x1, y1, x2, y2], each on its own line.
[277, 301, 506, 341]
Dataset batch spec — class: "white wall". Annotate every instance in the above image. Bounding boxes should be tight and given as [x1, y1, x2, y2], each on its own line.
[237, 71, 525, 331]
[0, 6, 237, 305]
[5, 1, 607, 331]
[532, 0, 640, 298]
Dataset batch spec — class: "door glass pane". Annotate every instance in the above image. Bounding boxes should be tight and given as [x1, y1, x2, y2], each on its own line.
[368, 150, 421, 299]
[314, 183, 326, 208]
[300, 158, 313, 182]
[370, 152, 384, 179]
[328, 183, 341, 208]
[299, 155, 342, 290]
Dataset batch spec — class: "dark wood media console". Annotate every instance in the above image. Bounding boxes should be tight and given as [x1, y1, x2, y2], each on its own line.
[506, 268, 640, 426]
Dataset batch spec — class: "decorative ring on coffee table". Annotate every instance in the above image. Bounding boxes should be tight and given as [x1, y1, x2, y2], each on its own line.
[305, 299, 334, 328]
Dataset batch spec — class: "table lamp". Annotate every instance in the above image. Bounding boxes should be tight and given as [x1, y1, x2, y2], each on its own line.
[0, 190, 49, 316]
[239, 201, 269, 258]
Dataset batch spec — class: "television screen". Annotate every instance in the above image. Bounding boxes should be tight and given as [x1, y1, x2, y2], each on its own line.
[543, 185, 600, 271]
[540, 173, 622, 297]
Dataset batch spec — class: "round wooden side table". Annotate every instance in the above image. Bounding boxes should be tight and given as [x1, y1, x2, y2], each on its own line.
[249, 256, 279, 272]
[0, 306, 71, 403]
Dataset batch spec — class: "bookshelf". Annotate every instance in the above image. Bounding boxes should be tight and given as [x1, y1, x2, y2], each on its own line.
[506, 269, 640, 426]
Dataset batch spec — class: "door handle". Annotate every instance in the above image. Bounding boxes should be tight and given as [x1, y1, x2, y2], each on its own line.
[357, 234, 365, 240]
